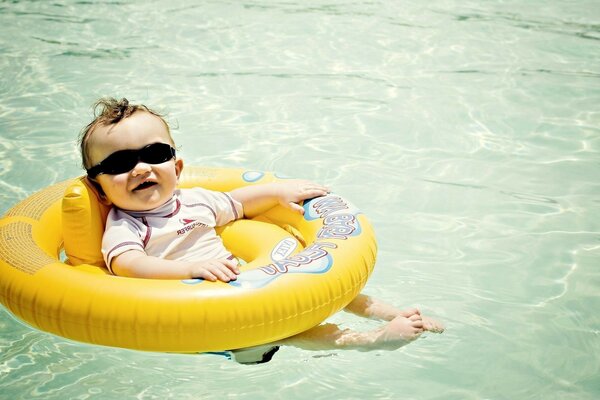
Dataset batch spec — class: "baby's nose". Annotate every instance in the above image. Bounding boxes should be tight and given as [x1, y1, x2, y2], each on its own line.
[131, 161, 152, 176]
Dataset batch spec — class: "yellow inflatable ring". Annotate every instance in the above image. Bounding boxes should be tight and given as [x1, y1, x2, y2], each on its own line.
[0, 167, 377, 353]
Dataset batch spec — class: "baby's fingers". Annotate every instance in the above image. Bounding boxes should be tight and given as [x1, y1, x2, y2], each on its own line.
[286, 201, 306, 215]
[300, 182, 329, 196]
[194, 260, 239, 282]
[194, 269, 218, 282]
[210, 261, 239, 282]
[221, 259, 241, 275]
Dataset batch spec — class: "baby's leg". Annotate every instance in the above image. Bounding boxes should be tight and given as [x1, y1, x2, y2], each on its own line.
[344, 293, 418, 321]
[279, 314, 424, 351]
[344, 293, 445, 333]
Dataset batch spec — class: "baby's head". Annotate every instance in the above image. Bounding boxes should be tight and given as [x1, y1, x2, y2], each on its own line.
[79, 98, 183, 211]
[79, 98, 175, 170]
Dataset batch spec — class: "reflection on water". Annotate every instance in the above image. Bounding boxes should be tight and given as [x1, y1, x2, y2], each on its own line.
[1, 0, 599, 399]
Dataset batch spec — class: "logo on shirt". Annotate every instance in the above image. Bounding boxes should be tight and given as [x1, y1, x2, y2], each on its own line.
[177, 218, 209, 235]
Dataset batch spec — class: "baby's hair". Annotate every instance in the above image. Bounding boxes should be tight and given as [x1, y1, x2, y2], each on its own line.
[78, 97, 173, 169]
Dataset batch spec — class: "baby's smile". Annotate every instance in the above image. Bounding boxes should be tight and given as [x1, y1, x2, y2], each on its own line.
[133, 181, 158, 191]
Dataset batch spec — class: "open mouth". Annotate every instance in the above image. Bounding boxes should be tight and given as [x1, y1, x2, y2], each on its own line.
[133, 181, 158, 191]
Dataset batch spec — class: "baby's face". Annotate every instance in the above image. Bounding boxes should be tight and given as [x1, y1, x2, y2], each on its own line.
[87, 111, 183, 211]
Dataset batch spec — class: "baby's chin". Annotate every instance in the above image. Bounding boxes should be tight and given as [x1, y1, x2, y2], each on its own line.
[117, 196, 166, 212]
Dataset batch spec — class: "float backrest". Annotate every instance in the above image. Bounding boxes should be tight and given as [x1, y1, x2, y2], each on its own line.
[62, 177, 110, 267]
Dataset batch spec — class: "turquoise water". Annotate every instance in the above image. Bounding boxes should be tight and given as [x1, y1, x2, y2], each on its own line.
[1, 1, 599, 398]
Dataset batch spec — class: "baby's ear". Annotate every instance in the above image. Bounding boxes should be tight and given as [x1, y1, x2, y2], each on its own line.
[175, 158, 184, 180]
[84, 176, 112, 206]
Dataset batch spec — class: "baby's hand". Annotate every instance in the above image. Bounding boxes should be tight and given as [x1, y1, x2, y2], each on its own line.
[191, 259, 240, 282]
[276, 180, 329, 214]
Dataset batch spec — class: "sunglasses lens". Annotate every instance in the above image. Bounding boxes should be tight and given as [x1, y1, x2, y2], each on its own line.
[101, 150, 139, 175]
[87, 143, 175, 177]
[140, 143, 175, 164]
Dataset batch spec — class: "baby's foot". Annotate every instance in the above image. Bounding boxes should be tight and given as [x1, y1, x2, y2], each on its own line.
[394, 308, 444, 333]
[374, 314, 424, 350]
[422, 315, 445, 333]
[396, 307, 420, 319]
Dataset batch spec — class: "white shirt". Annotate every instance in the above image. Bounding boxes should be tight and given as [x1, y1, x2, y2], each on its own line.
[102, 188, 243, 274]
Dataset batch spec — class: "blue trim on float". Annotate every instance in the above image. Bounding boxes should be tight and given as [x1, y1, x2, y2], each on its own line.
[181, 278, 204, 285]
[242, 171, 265, 182]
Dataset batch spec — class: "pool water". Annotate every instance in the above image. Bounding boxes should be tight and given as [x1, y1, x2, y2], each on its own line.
[1, 1, 599, 399]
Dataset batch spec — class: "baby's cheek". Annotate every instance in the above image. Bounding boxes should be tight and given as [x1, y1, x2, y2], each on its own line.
[98, 175, 128, 198]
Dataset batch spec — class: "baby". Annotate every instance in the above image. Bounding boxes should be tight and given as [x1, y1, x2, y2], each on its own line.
[79, 97, 443, 361]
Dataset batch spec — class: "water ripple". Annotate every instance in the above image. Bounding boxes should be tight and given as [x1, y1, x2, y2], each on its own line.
[450, 10, 600, 41]
[1, 0, 599, 399]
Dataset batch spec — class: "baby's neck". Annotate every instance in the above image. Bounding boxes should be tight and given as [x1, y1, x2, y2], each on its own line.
[122, 192, 178, 217]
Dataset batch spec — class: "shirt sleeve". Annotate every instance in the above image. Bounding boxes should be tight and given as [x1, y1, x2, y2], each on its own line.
[101, 209, 145, 274]
[216, 192, 243, 226]
[184, 188, 243, 227]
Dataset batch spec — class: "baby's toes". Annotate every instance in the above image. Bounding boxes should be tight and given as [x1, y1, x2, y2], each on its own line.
[408, 314, 423, 322]
[399, 307, 420, 318]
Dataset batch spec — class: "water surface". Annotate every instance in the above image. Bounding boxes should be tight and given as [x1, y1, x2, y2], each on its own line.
[1, 1, 599, 399]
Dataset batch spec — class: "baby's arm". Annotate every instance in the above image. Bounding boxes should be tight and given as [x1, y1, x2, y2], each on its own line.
[230, 180, 329, 218]
[110, 249, 240, 281]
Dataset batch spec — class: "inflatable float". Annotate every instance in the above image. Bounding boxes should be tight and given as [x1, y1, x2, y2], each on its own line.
[0, 167, 377, 353]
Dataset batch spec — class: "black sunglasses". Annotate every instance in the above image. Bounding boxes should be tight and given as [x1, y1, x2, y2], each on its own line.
[86, 142, 176, 178]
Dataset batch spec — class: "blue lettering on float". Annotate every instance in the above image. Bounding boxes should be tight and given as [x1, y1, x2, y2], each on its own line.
[304, 195, 362, 240]
[304, 195, 348, 221]
[228, 194, 363, 289]
[229, 242, 336, 289]
[260, 242, 336, 275]
[317, 213, 361, 240]
[270, 238, 298, 262]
